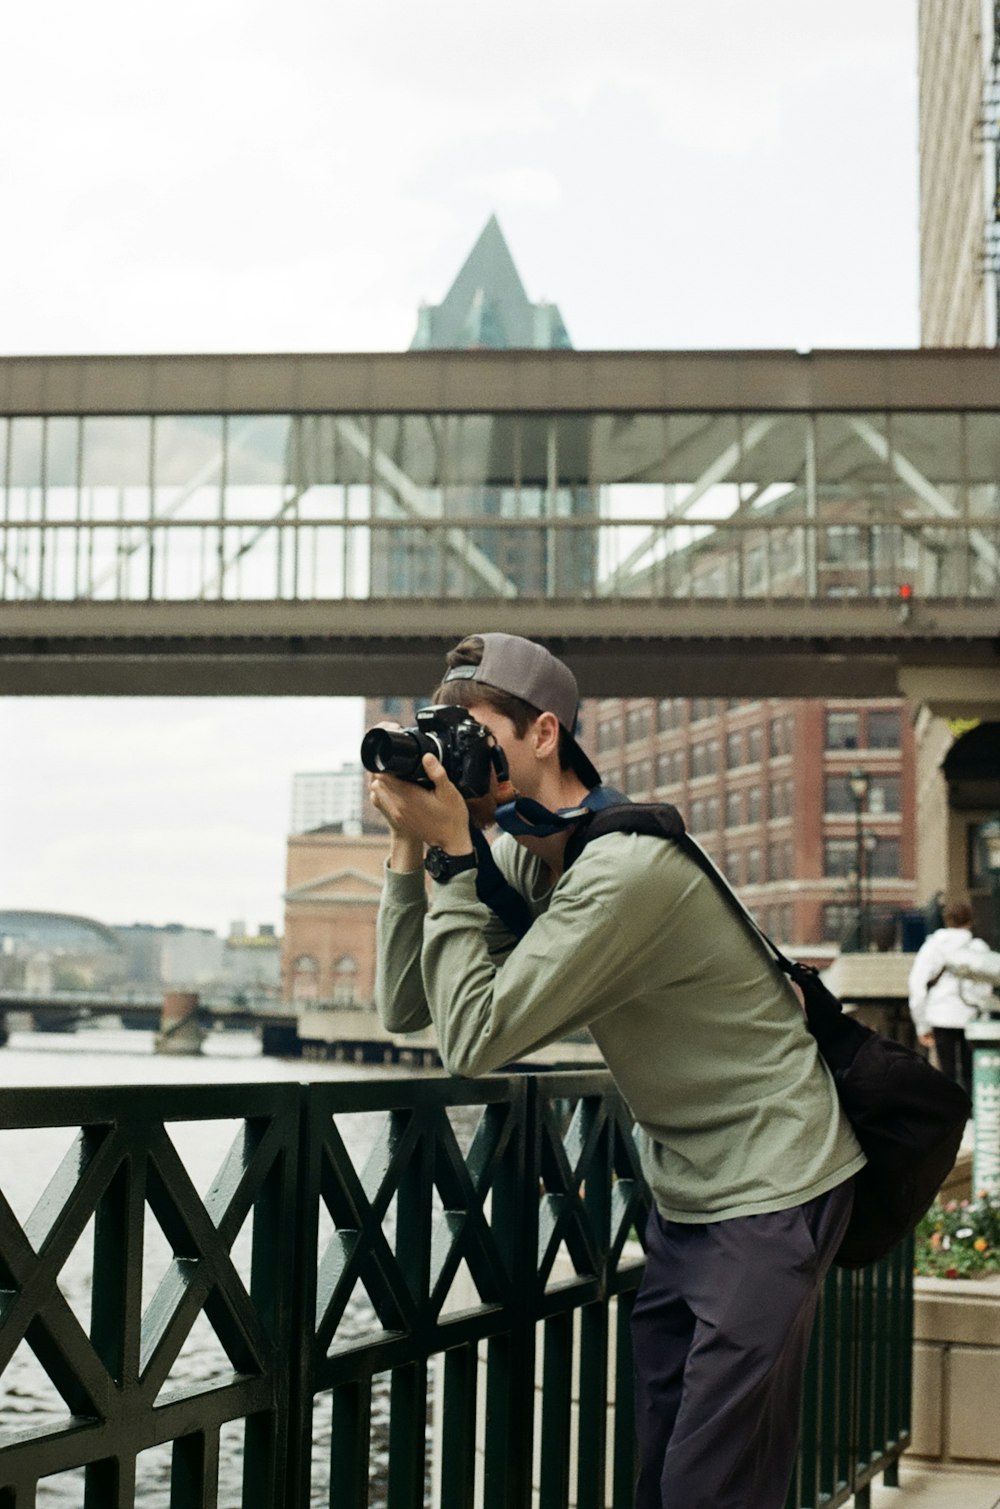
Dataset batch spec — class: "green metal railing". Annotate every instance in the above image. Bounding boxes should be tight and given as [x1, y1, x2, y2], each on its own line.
[0, 1075, 911, 1508]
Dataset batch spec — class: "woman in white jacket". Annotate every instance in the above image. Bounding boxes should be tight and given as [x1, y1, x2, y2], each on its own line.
[908, 897, 993, 1093]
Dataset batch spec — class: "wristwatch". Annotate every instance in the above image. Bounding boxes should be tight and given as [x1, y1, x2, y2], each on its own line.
[424, 846, 478, 883]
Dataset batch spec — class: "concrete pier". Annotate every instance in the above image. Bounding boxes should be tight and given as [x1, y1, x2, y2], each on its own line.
[154, 991, 206, 1055]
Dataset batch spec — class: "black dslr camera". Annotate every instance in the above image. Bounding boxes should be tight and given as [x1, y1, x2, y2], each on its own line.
[360, 704, 509, 799]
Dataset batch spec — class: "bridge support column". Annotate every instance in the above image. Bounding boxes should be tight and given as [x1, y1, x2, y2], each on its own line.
[155, 991, 206, 1055]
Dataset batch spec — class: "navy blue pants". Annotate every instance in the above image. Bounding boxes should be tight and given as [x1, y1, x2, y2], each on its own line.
[631, 1179, 854, 1509]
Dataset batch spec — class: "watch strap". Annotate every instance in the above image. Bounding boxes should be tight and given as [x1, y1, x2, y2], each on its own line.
[425, 846, 478, 883]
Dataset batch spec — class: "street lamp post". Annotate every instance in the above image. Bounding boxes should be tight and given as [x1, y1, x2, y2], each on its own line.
[848, 768, 871, 952]
[863, 829, 879, 948]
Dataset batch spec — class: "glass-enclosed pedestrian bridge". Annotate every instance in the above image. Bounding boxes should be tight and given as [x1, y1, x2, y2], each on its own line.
[1, 349, 997, 701]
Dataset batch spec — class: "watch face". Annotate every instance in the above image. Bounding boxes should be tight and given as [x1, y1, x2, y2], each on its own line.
[426, 847, 446, 879]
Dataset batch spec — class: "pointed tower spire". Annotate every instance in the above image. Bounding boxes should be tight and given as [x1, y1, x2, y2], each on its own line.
[410, 215, 571, 350]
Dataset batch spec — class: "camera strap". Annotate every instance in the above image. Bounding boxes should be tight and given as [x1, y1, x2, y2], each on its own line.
[472, 828, 535, 940]
[474, 787, 630, 943]
[495, 784, 625, 840]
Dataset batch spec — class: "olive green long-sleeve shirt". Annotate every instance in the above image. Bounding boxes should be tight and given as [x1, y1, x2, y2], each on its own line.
[375, 830, 864, 1223]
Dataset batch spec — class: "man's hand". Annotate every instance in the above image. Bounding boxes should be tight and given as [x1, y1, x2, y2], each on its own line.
[371, 755, 473, 869]
[919, 1031, 934, 1048]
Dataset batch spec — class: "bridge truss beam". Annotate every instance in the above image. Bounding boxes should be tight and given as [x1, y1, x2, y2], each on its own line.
[1, 599, 996, 704]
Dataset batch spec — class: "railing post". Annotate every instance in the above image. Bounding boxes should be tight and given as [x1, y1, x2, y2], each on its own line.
[479, 1076, 536, 1509]
[281, 1084, 319, 1509]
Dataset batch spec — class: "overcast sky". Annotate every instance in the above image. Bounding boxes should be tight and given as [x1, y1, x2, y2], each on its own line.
[0, 0, 920, 937]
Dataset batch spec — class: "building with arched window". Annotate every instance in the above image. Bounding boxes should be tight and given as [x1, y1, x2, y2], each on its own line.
[281, 829, 386, 1005]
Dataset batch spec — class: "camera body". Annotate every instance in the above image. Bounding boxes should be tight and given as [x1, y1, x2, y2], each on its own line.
[360, 704, 509, 799]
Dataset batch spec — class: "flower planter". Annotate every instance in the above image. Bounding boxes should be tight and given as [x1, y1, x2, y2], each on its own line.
[910, 1273, 1000, 1465]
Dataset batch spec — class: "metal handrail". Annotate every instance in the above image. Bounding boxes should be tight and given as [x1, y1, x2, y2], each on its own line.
[0, 1075, 912, 1507]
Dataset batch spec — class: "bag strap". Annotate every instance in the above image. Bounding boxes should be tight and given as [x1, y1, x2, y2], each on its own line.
[565, 803, 844, 1036]
[472, 827, 535, 940]
[474, 786, 631, 944]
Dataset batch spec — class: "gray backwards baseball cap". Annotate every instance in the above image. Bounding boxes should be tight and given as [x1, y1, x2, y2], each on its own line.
[442, 632, 602, 789]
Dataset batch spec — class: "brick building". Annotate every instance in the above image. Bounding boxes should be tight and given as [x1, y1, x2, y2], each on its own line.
[281, 827, 387, 1005]
[594, 695, 916, 949]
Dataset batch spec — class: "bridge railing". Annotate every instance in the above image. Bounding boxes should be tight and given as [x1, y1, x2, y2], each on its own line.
[0, 1074, 911, 1508]
[2, 513, 998, 604]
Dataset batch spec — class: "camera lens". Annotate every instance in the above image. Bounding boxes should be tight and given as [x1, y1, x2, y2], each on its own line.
[361, 727, 414, 776]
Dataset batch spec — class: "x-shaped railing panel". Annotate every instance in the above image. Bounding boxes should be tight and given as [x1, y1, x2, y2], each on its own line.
[313, 1093, 523, 1363]
[0, 1084, 301, 1503]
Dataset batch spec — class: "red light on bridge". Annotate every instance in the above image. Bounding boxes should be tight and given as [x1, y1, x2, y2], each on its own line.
[898, 583, 914, 601]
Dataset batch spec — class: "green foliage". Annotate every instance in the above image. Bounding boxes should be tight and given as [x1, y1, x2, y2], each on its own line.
[914, 1192, 1000, 1278]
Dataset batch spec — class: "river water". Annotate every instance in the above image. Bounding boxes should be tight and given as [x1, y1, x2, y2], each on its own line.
[0, 1027, 427, 1508]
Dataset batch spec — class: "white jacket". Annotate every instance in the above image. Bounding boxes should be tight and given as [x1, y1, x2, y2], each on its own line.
[907, 927, 994, 1034]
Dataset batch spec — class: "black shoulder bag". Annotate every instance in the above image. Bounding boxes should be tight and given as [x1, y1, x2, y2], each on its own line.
[564, 802, 972, 1270]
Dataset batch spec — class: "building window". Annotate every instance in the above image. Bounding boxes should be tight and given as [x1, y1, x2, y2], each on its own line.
[869, 837, 902, 878]
[867, 776, 901, 815]
[746, 787, 762, 824]
[333, 955, 360, 1006]
[291, 953, 320, 1002]
[724, 850, 742, 885]
[746, 847, 763, 884]
[868, 710, 901, 749]
[822, 524, 864, 565]
[823, 903, 857, 943]
[705, 795, 720, 831]
[824, 775, 856, 814]
[381, 697, 405, 716]
[769, 716, 793, 759]
[655, 749, 685, 787]
[657, 698, 682, 732]
[823, 839, 857, 877]
[693, 742, 714, 778]
[726, 731, 743, 768]
[825, 773, 900, 815]
[624, 759, 652, 796]
[626, 705, 652, 744]
[768, 840, 792, 881]
[826, 711, 859, 750]
[747, 726, 763, 765]
[725, 790, 743, 827]
[597, 717, 622, 754]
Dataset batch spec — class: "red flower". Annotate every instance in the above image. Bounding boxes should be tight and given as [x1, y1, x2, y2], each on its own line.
[945, 1267, 959, 1279]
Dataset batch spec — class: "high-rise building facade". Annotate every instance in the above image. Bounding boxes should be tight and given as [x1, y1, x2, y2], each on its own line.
[918, 0, 999, 344]
[915, 1, 1000, 940]
[291, 763, 364, 835]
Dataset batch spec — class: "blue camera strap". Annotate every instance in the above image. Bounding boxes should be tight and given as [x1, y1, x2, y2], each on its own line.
[473, 787, 628, 943]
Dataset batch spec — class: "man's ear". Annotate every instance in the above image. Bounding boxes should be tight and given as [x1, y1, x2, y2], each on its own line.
[532, 711, 561, 759]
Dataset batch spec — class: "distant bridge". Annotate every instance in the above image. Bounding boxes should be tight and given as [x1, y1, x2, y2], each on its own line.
[0, 989, 296, 1034]
[2, 349, 998, 709]
[0, 992, 601, 1068]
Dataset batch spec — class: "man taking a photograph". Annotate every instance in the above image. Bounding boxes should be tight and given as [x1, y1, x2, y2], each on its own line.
[371, 631, 864, 1509]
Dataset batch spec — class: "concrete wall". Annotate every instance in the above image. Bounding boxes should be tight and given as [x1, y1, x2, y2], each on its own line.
[911, 1276, 1000, 1465]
